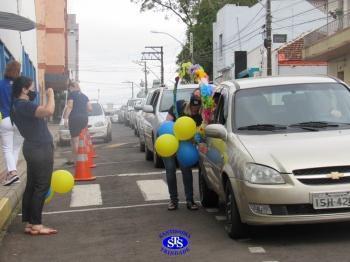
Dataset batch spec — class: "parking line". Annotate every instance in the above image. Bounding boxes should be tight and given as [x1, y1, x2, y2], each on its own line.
[70, 184, 103, 207]
[95, 160, 145, 166]
[215, 216, 226, 221]
[248, 247, 266, 254]
[96, 170, 199, 178]
[136, 179, 169, 201]
[205, 208, 219, 213]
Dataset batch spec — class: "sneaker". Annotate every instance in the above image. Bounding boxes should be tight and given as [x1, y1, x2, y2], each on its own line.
[167, 201, 178, 211]
[3, 174, 19, 186]
[186, 201, 199, 211]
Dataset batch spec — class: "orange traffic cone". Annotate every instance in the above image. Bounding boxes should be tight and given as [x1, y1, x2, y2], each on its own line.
[84, 130, 96, 168]
[74, 131, 96, 181]
[87, 131, 97, 158]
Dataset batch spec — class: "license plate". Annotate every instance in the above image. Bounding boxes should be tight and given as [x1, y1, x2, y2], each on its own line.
[312, 191, 350, 210]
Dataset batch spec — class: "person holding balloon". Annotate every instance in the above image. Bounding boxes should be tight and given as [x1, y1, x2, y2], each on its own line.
[161, 90, 202, 211]
[10, 76, 58, 235]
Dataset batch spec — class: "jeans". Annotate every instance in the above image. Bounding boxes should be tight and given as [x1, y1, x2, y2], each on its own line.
[22, 142, 53, 225]
[0, 117, 23, 173]
[163, 157, 193, 203]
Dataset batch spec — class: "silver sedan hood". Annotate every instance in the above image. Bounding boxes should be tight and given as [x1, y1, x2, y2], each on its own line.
[237, 129, 350, 173]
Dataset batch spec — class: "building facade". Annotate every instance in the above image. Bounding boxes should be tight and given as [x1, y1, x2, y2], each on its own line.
[0, 0, 38, 97]
[213, 0, 329, 82]
[303, 0, 350, 84]
[35, 0, 68, 118]
[67, 14, 79, 82]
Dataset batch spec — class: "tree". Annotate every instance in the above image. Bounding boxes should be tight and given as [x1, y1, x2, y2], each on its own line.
[177, 0, 258, 80]
[131, 0, 258, 79]
[130, 0, 199, 27]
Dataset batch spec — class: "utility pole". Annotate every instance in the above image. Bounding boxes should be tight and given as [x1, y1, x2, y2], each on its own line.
[141, 46, 164, 86]
[190, 32, 194, 64]
[160, 46, 164, 86]
[236, 17, 242, 50]
[144, 61, 148, 94]
[265, 0, 272, 76]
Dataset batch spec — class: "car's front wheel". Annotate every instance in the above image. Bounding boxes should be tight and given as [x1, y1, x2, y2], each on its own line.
[225, 182, 247, 239]
[199, 169, 218, 208]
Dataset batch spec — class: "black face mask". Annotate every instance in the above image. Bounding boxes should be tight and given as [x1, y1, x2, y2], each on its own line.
[28, 90, 37, 101]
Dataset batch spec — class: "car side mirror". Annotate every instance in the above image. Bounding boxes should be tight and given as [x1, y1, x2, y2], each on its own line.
[143, 105, 154, 113]
[134, 105, 142, 111]
[205, 124, 228, 141]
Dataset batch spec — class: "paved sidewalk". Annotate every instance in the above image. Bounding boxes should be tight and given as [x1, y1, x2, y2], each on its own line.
[0, 123, 59, 231]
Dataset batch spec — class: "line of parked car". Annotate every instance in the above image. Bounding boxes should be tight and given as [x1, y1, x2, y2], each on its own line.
[119, 76, 350, 240]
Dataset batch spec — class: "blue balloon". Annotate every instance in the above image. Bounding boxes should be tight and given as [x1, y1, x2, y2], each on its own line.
[177, 141, 199, 168]
[158, 121, 174, 136]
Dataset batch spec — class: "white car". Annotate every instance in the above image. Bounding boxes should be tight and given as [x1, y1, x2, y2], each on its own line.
[58, 101, 112, 145]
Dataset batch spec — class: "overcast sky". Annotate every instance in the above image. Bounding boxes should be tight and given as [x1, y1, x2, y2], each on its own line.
[68, 0, 186, 106]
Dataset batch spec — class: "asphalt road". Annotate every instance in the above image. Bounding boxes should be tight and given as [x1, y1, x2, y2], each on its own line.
[1, 123, 350, 262]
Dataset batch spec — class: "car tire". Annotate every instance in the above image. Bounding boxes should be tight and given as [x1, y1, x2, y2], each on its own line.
[145, 144, 153, 161]
[225, 182, 247, 239]
[140, 141, 145, 152]
[104, 130, 112, 143]
[153, 148, 163, 168]
[199, 169, 219, 208]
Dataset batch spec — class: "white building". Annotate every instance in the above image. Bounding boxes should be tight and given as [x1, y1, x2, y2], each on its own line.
[213, 0, 329, 82]
[0, 0, 38, 90]
[67, 14, 79, 82]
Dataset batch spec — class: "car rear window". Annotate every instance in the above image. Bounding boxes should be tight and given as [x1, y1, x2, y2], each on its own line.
[89, 103, 103, 116]
[159, 89, 195, 112]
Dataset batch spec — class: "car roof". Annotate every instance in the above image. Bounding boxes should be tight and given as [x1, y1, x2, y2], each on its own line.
[162, 84, 199, 91]
[221, 75, 339, 90]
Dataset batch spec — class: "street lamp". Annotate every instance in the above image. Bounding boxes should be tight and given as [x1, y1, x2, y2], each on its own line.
[122, 81, 135, 98]
[150, 30, 194, 63]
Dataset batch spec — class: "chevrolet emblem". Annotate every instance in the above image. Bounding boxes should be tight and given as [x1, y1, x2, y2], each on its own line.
[327, 172, 345, 180]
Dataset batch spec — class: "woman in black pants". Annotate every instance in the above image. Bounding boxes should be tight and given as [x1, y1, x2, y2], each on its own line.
[11, 76, 57, 235]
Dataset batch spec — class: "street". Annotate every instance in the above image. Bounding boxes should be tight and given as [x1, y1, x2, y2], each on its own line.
[0, 123, 350, 262]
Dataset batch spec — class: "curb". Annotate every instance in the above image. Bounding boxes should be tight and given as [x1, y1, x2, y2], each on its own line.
[0, 159, 26, 231]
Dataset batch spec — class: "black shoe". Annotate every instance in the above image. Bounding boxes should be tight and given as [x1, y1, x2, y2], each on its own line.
[167, 201, 178, 211]
[65, 161, 75, 166]
[186, 201, 199, 211]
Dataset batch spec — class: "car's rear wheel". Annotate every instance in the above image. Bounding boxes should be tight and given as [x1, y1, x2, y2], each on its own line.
[139, 140, 145, 152]
[225, 182, 247, 239]
[153, 147, 163, 168]
[199, 169, 219, 208]
[145, 143, 153, 161]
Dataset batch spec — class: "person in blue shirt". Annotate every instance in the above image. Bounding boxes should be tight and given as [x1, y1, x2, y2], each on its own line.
[0, 61, 23, 186]
[11, 76, 57, 235]
[63, 81, 92, 165]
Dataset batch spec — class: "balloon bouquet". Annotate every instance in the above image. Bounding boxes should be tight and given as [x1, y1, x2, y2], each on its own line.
[154, 62, 216, 167]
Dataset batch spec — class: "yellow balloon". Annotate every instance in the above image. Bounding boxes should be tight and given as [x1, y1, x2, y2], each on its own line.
[45, 189, 54, 204]
[174, 116, 197, 141]
[51, 170, 75, 194]
[155, 134, 179, 157]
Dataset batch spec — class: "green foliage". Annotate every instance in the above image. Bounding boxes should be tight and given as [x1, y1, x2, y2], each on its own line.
[131, 0, 258, 80]
[177, 0, 258, 80]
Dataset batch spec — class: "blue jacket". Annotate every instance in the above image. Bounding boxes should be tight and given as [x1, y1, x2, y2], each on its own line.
[0, 78, 13, 118]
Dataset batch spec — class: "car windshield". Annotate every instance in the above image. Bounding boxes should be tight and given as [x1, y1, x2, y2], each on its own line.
[89, 103, 103, 116]
[159, 88, 195, 112]
[234, 83, 350, 130]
